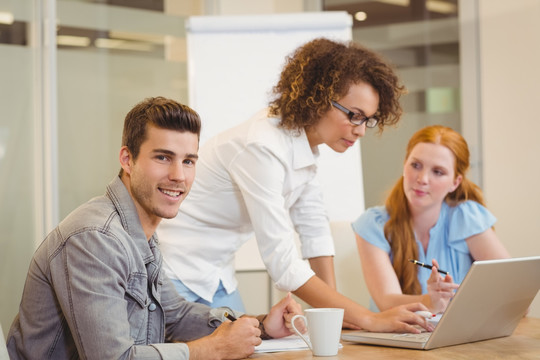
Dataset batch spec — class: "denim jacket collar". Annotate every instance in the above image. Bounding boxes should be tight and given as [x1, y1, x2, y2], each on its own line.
[106, 176, 155, 264]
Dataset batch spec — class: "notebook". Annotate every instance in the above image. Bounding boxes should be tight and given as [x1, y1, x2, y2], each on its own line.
[342, 256, 540, 350]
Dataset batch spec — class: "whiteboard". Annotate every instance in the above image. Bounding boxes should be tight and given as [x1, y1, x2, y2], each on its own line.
[186, 12, 365, 269]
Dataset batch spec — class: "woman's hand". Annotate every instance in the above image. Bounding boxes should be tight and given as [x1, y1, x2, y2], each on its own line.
[264, 292, 305, 338]
[366, 303, 435, 333]
[426, 259, 459, 313]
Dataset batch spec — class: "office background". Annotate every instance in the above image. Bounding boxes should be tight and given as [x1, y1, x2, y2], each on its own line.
[1, 0, 539, 337]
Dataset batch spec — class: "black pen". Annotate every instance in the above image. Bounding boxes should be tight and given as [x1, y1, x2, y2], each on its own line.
[224, 311, 237, 321]
[409, 259, 449, 275]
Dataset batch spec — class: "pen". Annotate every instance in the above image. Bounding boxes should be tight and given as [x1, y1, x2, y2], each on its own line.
[409, 259, 449, 275]
[224, 311, 237, 322]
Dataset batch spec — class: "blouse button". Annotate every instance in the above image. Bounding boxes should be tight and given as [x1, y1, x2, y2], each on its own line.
[149, 303, 157, 311]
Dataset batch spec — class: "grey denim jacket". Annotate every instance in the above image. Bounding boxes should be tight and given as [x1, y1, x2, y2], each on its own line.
[7, 176, 235, 360]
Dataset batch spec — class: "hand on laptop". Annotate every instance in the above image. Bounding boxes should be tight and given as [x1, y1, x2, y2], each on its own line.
[366, 303, 435, 334]
[426, 259, 460, 314]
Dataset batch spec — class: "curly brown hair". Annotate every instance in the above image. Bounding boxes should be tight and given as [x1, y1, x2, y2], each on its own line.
[268, 38, 406, 132]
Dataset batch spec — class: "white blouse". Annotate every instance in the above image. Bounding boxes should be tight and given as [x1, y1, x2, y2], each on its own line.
[157, 109, 335, 302]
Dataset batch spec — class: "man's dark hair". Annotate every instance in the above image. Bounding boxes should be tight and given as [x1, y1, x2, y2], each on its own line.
[122, 96, 201, 160]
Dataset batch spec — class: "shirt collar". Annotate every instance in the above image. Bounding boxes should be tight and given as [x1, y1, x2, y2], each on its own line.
[290, 128, 319, 170]
[106, 176, 154, 263]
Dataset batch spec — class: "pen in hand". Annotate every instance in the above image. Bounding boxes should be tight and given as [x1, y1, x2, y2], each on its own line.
[409, 259, 449, 275]
[224, 311, 237, 322]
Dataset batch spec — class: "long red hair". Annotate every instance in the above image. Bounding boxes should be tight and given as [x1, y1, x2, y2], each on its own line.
[384, 125, 485, 294]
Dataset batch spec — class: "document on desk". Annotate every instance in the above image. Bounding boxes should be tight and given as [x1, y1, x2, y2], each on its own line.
[255, 335, 343, 353]
[255, 335, 309, 353]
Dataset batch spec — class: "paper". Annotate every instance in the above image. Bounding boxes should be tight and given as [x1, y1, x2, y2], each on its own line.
[254, 335, 343, 353]
[255, 335, 310, 353]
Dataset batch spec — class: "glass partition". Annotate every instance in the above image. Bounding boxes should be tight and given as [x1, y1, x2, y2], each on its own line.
[0, 0, 39, 335]
[56, 0, 190, 217]
[0, 0, 195, 337]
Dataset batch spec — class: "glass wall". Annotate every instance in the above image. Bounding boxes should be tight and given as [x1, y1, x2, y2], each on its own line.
[0, 0, 196, 336]
[0, 0, 40, 335]
[56, 0, 191, 217]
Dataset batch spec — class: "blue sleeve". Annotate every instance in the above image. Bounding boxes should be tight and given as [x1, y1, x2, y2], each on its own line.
[448, 200, 497, 249]
[351, 206, 391, 253]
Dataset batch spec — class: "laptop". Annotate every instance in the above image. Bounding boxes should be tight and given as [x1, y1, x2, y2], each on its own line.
[342, 256, 540, 350]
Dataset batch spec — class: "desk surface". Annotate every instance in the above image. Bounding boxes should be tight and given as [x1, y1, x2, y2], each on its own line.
[251, 317, 540, 359]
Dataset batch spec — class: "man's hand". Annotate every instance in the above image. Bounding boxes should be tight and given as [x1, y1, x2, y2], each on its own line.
[263, 292, 305, 338]
[187, 316, 260, 360]
[188, 293, 304, 358]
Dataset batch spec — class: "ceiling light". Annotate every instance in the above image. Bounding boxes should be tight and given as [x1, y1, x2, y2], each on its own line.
[375, 0, 409, 6]
[95, 38, 154, 52]
[0, 12, 14, 25]
[57, 35, 91, 47]
[426, 0, 458, 14]
[109, 31, 164, 45]
[354, 12, 368, 22]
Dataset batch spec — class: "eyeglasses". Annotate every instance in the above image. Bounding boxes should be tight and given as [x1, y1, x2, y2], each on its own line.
[331, 101, 379, 128]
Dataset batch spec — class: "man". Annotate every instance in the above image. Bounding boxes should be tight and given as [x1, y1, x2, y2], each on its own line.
[7, 97, 302, 360]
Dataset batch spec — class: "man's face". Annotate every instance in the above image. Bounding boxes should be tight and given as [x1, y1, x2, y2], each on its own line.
[120, 124, 199, 234]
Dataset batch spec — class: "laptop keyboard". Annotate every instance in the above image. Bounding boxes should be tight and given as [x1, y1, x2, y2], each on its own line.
[391, 333, 431, 341]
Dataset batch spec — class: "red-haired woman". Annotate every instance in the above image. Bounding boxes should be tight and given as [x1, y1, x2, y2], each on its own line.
[353, 125, 510, 314]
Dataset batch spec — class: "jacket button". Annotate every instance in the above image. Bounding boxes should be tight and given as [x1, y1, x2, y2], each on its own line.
[149, 303, 157, 311]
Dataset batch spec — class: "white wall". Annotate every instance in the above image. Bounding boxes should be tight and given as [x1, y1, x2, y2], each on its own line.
[477, 0, 540, 317]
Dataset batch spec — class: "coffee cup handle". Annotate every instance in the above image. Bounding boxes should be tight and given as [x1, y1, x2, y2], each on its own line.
[291, 314, 312, 350]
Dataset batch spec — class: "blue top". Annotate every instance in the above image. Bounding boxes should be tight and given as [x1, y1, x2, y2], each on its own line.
[351, 200, 496, 311]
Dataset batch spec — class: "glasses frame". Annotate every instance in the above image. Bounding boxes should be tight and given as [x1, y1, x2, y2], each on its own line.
[331, 101, 379, 128]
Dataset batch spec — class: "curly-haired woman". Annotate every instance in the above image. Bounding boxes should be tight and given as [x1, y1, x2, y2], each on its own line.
[158, 38, 432, 332]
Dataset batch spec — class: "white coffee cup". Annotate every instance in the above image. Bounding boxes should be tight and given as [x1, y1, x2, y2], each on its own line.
[291, 308, 344, 356]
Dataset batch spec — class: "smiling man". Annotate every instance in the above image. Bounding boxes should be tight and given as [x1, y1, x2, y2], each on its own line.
[6, 97, 302, 360]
